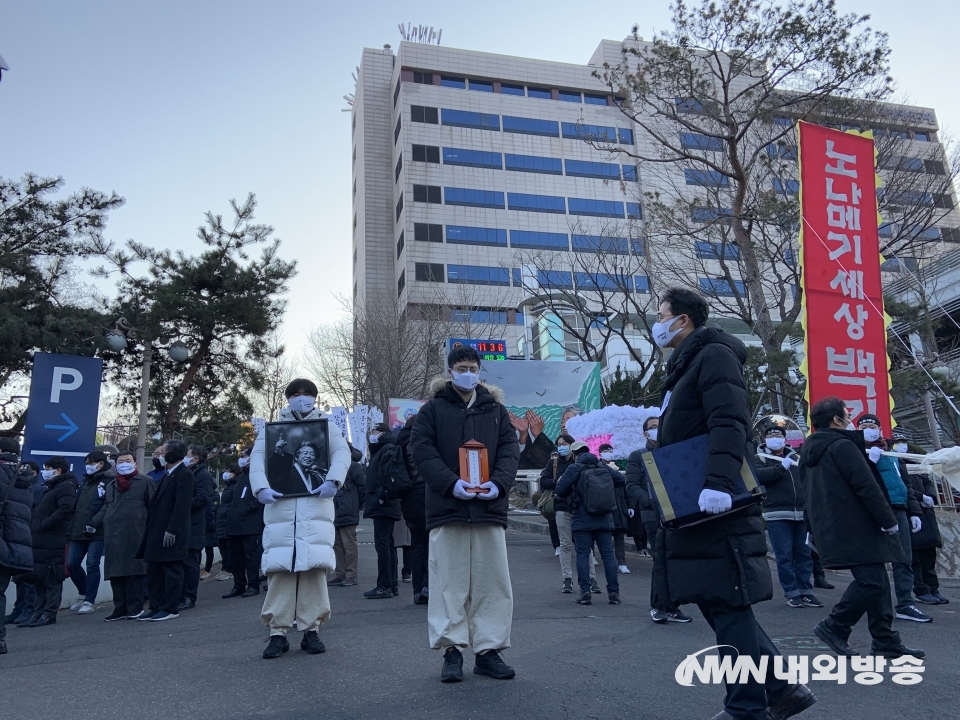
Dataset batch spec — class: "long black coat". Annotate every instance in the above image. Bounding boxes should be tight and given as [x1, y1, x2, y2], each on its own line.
[30, 472, 78, 568]
[539, 454, 574, 513]
[187, 462, 215, 550]
[364, 434, 403, 520]
[412, 379, 519, 531]
[906, 471, 942, 550]
[397, 426, 426, 530]
[137, 463, 194, 562]
[657, 327, 772, 609]
[90, 473, 154, 579]
[800, 429, 903, 568]
[625, 446, 658, 527]
[0, 459, 34, 573]
[69, 466, 112, 541]
[224, 468, 264, 537]
[216, 479, 235, 540]
[335, 457, 366, 527]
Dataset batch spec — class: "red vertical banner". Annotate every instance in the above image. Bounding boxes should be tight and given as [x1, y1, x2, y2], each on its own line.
[798, 122, 893, 429]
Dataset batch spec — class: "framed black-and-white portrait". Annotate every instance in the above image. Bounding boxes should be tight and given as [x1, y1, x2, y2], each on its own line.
[264, 419, 330, 497]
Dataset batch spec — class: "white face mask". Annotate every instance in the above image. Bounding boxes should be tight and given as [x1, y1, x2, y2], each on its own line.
[892, 442, 908, 454]
[289, 395, 316, 414]
[862, 428, 881, 443]
[41, 469, 56, 482]
[600, 451, 614, 461]
[652, 316, 685, 349]
[238, 456, 250, 468]
[645, 428, 658, 443]
[369, 433, 380, 444]
[450, 370, 480, 392]
[183, 456, 196, 467]
[116, 462, 136, 476]
[222, 471, 234, 481]
[765, 437, 786, 451]
[85, 464, 100, 476]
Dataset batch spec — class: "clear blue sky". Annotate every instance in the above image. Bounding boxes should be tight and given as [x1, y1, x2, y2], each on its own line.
[2, 1, 957, 357]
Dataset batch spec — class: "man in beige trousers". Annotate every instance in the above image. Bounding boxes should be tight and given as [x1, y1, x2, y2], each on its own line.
[250, 379, 351, 659]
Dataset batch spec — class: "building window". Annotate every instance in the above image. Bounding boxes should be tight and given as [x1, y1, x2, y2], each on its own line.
[450, 309, 509, 325]
[680, 132, 723, 151]
[501, 83, 524, 96]
[772, 178, 800, 195]
[510, 230, 569, 251]
[505, 153, 563, 175]
[469, 79, 493, 92]
[565, 159, 621, 179]
[766, 143, 797, 160]
[675, 97, 707, 114]
[507, 193, 566, 214]
[394, 116, 401, 144]
[412, 144, 440, 163]
[395, 154, 403, 182]
[442, 147, 503, 169]
[440, 75, 466, 89]
[414, 223, 443, 243]
[397, 270, 405, 296]
[393, 81, 401, 107]
[700, 277, 746, 297]
[584, 93, 607, 106]
[411, 105, 439, 124]
[915, 132, 930, 142]
[690, 206, 732, 223]
[527, 86, 551, 99]
[568, 198, 624, 218]
[626, 203, 642, 220]
[396, 231, 405, 258]
[447, 264, 511, 286]
[441, 109, 500, 130]
[415, 263, 445, 282]
[396, 193, 404, 220]
[444, 187, 505, 208]
[622, 165, 638, 181]
[634, 276, 650, 293]
[695, 241, 740, 260]
[562, 122, 617, 142]
[446, 226, 507, 247]
[412, 71, 433, 84]
[572, 235, 631, 254]
[502, 116, 559, 137]
[575, 272, 621, 290]
[618, 128, 634, 144]
[685, 169, 729, 187]
[559, 90, 581, 103]
[413, 185, 442, 204]
[537, 270, 573, 290]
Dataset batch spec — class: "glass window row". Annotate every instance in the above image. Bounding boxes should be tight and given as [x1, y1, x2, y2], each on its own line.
[413, 263, 651, 293]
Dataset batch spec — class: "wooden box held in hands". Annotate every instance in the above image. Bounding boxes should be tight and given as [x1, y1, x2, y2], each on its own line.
[459, 440, 489, 494]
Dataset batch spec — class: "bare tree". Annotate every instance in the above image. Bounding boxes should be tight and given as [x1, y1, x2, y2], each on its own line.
[251, 331, 297, 421]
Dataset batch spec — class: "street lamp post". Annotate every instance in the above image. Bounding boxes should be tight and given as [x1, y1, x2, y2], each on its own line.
[106, 318, 190, 470]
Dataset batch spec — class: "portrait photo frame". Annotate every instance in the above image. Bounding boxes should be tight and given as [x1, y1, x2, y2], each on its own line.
[264, 418, 331, 498]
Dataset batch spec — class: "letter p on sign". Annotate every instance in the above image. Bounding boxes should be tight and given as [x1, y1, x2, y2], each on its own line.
[51, 367, 83, 403]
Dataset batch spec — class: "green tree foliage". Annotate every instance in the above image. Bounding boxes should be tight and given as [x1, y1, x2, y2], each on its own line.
[602, 364, 665, 408]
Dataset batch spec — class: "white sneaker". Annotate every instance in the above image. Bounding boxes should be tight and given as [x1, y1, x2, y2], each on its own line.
[554, 547, 561, 557]
[77, 601, 95, 614]
[215, 571, 233, 581]
[618, 565, 630, 574]
[69, 599, 84, 612]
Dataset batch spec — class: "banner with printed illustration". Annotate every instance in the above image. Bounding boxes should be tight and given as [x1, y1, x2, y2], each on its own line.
[798, 121, 893, 430]
[388, 398, 426, 430]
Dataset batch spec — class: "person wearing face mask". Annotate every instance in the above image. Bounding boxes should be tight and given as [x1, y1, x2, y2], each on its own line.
[411, 346, 520, 683]
[0, 438, 34, 653]
[599, 443, 631, 575]
[176, 445, 215, 611]
[66, 450, 113, 615]
[856, 414, 931, 624]
[223, 456, 265, 599]
[20, 456, 78, 628]
[652, 288, 807, 720]
[249, 378, 351, 660]
[802, 397, 923, 660]
[148, 444, 168, 483]
[362, 423, 404, 600]
[755, 426, 820, 610]
[89, 451, 155, 621]
[215, 463, 237, 583]
[136, 439, 194, 621]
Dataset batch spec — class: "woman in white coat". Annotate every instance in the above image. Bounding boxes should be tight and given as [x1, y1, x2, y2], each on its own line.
[250, 378, 351, 659]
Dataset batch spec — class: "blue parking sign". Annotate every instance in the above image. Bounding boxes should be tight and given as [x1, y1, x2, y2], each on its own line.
[22, 353, 104, 466]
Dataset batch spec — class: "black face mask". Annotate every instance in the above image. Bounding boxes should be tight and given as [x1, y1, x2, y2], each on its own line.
[164, 451, 185, 465]
[152, 457, 163, 470]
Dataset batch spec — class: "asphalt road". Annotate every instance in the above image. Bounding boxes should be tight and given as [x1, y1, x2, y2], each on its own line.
[2, 519, 958, 720]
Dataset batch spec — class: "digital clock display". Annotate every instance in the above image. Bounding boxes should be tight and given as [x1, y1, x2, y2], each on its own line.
[448, 338, 507, 361]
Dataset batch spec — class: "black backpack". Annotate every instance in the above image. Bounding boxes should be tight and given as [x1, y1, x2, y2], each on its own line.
[376, 443, 413, 500]
[580, 465, 617, 516]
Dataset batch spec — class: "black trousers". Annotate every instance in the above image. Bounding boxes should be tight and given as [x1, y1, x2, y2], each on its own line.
[24, 564, 63, 619]
[613, 529, 626, 566]
[110, 575, 145, 616]
[546, 514, 560, 549]
[811, 549, 825, 579]
[645, 520, 678, 613]
[823, 563, 900, 647]
[405, 522, 429, 594]
[203, 545, 215, 573]
[373, 517, 398, 590]
[697, 604, 788, 720]
[217, 539, 232, 574]
[228, 535, 261, 591]
[181, 548, 202, 602]
[912, 546, 940, 595]
[146, 560, 185, 613]
[11, 574, 36, 619]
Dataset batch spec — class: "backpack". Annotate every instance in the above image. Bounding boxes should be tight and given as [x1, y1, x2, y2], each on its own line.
[376, 443, 413, 500]
[580, 465, 617, 516]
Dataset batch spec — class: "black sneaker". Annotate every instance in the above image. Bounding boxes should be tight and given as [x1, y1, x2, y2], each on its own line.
[262, 635, 290, 659]
[363, 587, 393, 599]
[103, 611, 128, 622]
[135, 610, 157, 621]
[25, 614, 56, 627]
[149, 611, 179, 622]
[413, 592, 429, 605]
[895, 605, 932, 623]
[441, 647, 463, 683]
[300, 630, 325, 654]
[871, 642, 925, 659]
[176, 599, 196, 611]
[402, 570, 412, 583]
[813, 575, 835, 590]
[800, 595, 823, 608]
[590, 579, 601, 594]
[787, 597, 804, 608]
[391, 586, 399, 596]
[608, 592, 621, 605]
[241, 586, 260, 598]
[222, 588, 244, 599]
[664, 609, 692, 623]
[767, 683, 817, 720]
[813, 621, 855, 657]
[650, 609, 669, 624]
[576, 592, 592, 605]
[915, 593, 940, 605]
[474, 649, 515, 680]
[933, 593, 950, 604]
[561, 578, 573, 594]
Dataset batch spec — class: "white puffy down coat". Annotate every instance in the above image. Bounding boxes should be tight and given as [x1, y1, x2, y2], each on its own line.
[249, 406, 351, 573]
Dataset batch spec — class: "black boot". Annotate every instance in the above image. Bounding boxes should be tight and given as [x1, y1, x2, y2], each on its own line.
[813, 575, 835, 590]
[25, 614, 56, 627]
[300, 630, 325, 654]
[262, 635, 290, 659]
[222, 587, 244, 599]
[813, 621, 855, 657]
[767, 683, 817, 720]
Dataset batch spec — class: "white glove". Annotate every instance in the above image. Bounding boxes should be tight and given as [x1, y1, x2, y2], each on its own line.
[257, 487, 283, 505]
[882, 525, 899, 535]
[867, 447, 883, 464]
[922, 494, 935, 508]
[311, 481, 338, 499]
[627, 508, 635, 518]
[910, 516, 922, 533]
[781, 457, 794, 470]
[453, 479, 477, 500]
[476, 481, 499, 500]
[698, 488, 732, 514]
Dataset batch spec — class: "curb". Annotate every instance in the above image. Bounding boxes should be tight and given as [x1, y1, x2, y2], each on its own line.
[507, 517, 550, 536]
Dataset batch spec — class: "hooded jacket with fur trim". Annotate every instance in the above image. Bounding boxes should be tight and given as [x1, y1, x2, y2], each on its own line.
[411, 377, 520, 531]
